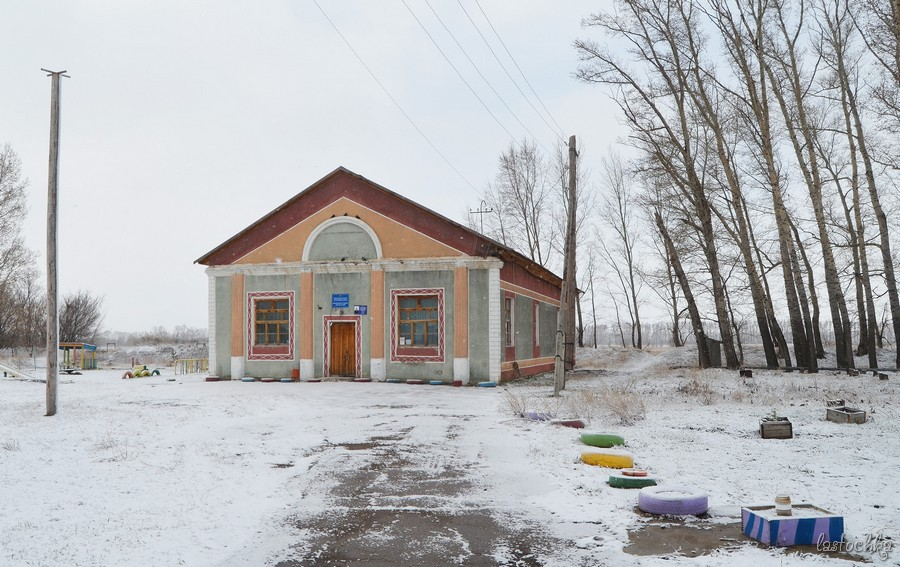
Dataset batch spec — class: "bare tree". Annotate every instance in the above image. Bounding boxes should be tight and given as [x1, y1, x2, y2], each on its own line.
[576, 0, 740, 368]
[817, 0, 900, 368]
[598, 151, 643, 349]
[59, 290, 105, 344]
[479, 140, 555, 267]
[762, 0, 855, 368]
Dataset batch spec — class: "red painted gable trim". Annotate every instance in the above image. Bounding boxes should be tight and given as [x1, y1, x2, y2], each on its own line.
[196, 167, 562, 291]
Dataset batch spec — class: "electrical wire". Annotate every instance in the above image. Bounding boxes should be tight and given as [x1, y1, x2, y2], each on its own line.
[473, 0, 567, 138]
[458, 0, 567, 141]
[402, 0, 519, 143]
[422, 0, 552, 154]
[313, 0, 479, 192]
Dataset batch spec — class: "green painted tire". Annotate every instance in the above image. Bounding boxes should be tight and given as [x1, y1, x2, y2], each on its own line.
[580, 433, 625, 448]
[608, 474, 657, 489]
[151, 369, 161, 376]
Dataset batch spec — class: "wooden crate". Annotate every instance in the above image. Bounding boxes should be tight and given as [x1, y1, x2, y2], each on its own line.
[760, 419, 792, 439]
[742, 504, 844, 547]
[826, 406, 866, 424]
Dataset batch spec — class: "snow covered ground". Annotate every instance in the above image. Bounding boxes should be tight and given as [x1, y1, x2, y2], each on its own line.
[1, 346, 898, 566]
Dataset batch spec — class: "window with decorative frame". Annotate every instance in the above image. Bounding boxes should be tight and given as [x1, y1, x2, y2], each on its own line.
[390, 288, 444, 362]
[247, 291, 294, 360]
[504, 296, 514, 347]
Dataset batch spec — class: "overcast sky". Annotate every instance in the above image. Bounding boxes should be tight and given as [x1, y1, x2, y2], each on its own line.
[1, 1, 623, 332]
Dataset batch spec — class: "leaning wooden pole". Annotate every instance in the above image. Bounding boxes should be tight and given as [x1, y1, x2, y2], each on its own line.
[553, 280, 568, 396]
[564, 135, 578, 370]
[43, 68, 68, 417]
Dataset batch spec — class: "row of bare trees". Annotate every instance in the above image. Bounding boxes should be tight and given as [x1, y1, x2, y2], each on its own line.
[473, 0, 898, 372]
[572, 0, 899, 370]
[0, 144, 105, 352]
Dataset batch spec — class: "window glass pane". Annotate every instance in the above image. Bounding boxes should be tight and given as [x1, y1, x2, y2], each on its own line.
[427, 322, 438, 346]
[413, 326, 425, 345]
[399, 323, 411, 339]
[420, 297, 438, 308]
[400, 297, 417, 309]
[275, 300, 289, 310]
[278, 324, 288, 342]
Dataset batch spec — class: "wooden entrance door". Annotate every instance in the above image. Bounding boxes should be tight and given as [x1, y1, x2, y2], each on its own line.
[329, 322, 356, 377]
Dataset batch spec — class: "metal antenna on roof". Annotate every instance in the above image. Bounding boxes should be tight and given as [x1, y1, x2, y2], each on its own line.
[469, 199, 493, 235]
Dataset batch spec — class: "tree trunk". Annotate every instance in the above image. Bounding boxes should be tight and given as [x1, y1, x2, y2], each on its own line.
[655, 212, 710, 368]
[765, 5, 854, 368]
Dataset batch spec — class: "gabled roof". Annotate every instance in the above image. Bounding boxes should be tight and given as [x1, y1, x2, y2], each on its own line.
[195, 167, 561, 287]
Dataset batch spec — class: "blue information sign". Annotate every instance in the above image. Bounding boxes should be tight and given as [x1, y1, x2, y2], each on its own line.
[332, 293, 350, 308]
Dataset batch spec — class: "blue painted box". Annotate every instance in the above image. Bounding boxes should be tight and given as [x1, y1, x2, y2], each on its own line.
[741, 505, 844, 547]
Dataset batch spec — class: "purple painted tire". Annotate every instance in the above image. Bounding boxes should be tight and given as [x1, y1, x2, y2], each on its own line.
[638, 485, 708, 515]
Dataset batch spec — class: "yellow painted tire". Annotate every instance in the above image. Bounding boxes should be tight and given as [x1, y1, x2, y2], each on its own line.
[580, 449, 634, 469]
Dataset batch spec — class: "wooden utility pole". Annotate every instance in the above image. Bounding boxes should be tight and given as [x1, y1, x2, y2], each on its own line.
[564, 135, 578, 370]
[553, 135, 578, 395]
[43, 68, 68, 417]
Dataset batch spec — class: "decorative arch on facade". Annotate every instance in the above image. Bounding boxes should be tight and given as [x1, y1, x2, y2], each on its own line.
[301, 216, 383, 262]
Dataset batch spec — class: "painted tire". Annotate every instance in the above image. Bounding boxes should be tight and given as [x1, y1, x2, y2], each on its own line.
[280, 378, 293, 383]
[580, 449, 634, 469]
[638, 485, 709, 515]
[523, 411, 555, 421]
[476, 381, 497, 388]
[608, 474, 657, 489]
[241, 377, 256, 382]
[621, 468, 649, 477]
[406, 379, 424, 384]
[580, 433, 625, 448]
[122, 371, 133, 379]
[306, 379, 321, 383]
[353, 378, 372, 382]
[205, 376, 220, 382]
[151, 369, 161, 376]
[386, 379, 401, 383]
[550, 418, 585, 429]
[429, 380, 444, 385]
[261, 378, 276, 383]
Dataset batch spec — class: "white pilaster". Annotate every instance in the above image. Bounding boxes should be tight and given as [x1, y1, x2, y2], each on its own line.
[300, 359, 315, 380]
[230, 356, 244, 381]
[370, 358, 386, 381]
[207, 272, 217, 377]
[488, 266, 501, 382]
[453, 358, 470, 384]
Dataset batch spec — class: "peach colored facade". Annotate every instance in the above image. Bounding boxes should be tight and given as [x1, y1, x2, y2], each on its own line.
[197, 168, 564, 384]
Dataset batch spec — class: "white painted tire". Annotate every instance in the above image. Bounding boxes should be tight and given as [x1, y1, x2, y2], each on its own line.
[638, 485, 708, 515]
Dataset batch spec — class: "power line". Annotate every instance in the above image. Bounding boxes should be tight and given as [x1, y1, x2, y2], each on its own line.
[401, 0, 520, 144]
[422, 0, 551, 154]
[312, 0, 479, 192]
[472, 0, 567, 138]
[457, 0, 566, 141]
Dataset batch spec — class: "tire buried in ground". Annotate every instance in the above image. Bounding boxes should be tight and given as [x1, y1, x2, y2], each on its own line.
[638, 485, 708, 515]
[580, 449, 634, 468]
[580, 432, 625, 448]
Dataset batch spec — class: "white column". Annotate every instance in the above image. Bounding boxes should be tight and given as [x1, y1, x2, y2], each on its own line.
[371, 358, 386, 381]
[207, 272, 217, 377]
[300, 359, 315, 380]
[453, 358, 470, 384]
[488, 266, 501, 382]
[231, 356, 244, 381]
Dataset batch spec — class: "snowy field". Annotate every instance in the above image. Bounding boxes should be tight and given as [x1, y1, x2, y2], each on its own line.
[1, 346, 898, 566]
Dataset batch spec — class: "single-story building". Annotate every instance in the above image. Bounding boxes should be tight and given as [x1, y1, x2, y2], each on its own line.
[195, 167, 565, 383]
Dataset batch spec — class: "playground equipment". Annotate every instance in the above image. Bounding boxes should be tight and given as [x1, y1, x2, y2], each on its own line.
[175, 358, 208, 375]
[122, 365, 161, 379]
[59, 343, 97, 373]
